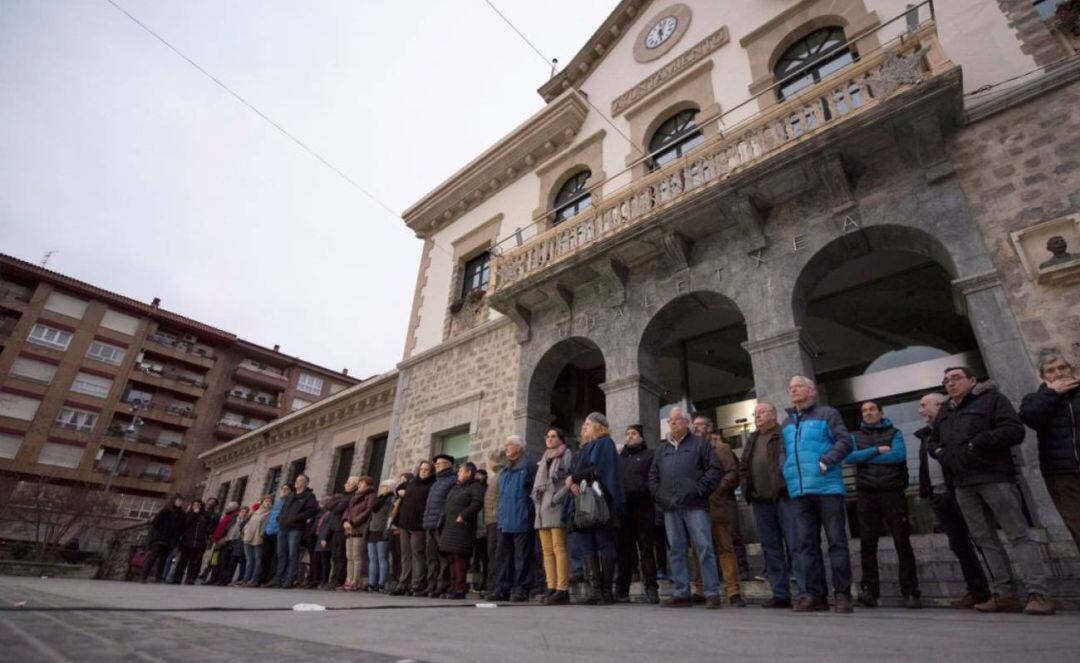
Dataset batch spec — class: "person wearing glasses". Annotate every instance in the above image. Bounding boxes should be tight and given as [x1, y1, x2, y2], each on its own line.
[928, 366, 1054, 616]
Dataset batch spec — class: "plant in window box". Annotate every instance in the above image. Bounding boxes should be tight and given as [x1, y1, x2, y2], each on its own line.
[467, 289, 485, 304]
[448, 297, 465, 314]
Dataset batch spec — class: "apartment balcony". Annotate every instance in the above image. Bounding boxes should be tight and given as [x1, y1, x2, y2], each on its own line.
[224, 392, 281, 418]
[130, 364, 207, 398]
[0, 283, 33, 312]
[214, 419, 261, 439]
[144, 333, 216, 369]
[134, 402, 196, 428]
[489, 19, 959, 329]
[233, 362, 289, 390]
[99, 431, 185, 460]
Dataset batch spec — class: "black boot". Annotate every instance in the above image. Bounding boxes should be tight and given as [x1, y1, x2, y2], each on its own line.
[576, 555, 601, 605]
[599, 557, 615, 605]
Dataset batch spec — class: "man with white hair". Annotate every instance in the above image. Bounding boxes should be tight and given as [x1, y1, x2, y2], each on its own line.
[915, 392, 990, 609]
[491, 435, 537, 601]
[648, 406, 723, 608]
[782, 375, 854, 613]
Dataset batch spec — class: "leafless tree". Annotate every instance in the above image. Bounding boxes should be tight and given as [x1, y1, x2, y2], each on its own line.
[0, 476, 119, 562]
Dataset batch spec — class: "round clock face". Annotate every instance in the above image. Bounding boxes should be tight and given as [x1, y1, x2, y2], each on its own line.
[645, 16, 678, 49]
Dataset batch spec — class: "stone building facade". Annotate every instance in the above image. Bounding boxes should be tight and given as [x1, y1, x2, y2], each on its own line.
[385, 0, 1080, 597]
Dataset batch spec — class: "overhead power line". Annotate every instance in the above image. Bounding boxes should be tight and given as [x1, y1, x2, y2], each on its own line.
[102, 0, 400, 220]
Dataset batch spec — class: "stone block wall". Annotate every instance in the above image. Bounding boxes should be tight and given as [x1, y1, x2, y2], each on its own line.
[952, 76, 1080, 363]
[389, 320, 520, 476]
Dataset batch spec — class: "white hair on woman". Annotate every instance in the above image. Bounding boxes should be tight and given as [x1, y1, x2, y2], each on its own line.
[506, 434, 526, 450]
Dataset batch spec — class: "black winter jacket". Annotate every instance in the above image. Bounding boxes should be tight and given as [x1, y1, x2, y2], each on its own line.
[739, 428, 787, 502]
[916, 426, 956, 498]
[619, 442, 655, 507]
[423, 468, 458, 531]
[647, 433, 722, 511]
[1019, 384, 1080, 475]
[180, 511, 210, 550]
[928, 382, 1025, 488]
[397, 474, 434, 531]
[438, 479, 485, 555]
[277, 487, 319, 532]
[148, 504, 186, 546]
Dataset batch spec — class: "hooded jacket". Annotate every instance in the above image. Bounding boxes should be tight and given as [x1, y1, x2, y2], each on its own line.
[780, 402, 852, 498]
[928, 381, 1024, 488]
[1019, 383, 1080, 475]
[423, 467, 458, 531]
[396, 473, 434, 531]
[618, 442, 655, 508]
[846, 418, 908, 492]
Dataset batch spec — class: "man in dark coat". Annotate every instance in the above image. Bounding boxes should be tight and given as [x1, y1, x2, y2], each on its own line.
[391, 462, 434, 595]
[491, 436, 537, 602]
[929, 366, 1053, 615]
[268, 473, 318, 588]
[616, 424, 659, 604]
[648, 407, 723, 608]
[141, 494, 185, 583]
[1019, 349, 1080, 547]
[422, 454, 458, 597]
[328, 475, 359, 589]
[915, 392, 990, 609]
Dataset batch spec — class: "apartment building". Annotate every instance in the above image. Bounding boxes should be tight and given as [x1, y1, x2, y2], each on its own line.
[0, 253, 357, 526]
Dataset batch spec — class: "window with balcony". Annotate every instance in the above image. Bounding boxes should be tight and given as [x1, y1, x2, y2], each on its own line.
[144, 462, 172, 481]
[296, 372, 323, 396]
[87, 340, 125, 365]
[55, 406, 98, 433]
[552, 169, 592, 225]
[123, 387, 154, 408]
[648, 109, 705, 171]
[774, 26, 855, 101]
[28, 323, 72, 351]
[10, 357, 58, 383]
[460, 252, 491, 300]
[70, 372, 113, 398]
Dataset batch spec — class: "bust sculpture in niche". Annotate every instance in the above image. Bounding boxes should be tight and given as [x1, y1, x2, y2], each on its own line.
[1039, 235, 1078, 269]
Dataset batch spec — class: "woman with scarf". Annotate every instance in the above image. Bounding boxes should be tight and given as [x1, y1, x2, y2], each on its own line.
[532, 427, 574, 605]
[563, 412, 625, 605]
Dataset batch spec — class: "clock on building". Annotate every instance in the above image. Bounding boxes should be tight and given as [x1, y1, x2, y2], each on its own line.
[634, 4, 692, 63]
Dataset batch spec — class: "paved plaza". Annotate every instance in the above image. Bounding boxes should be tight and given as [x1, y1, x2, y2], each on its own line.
[0, 577, 1078, 662]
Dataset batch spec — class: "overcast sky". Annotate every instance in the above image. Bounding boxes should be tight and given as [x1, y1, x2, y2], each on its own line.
[0, 0, 616, 378]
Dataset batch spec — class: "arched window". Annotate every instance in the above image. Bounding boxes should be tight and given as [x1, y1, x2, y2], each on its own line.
[648, 109, 705, 171]
[552, 169, 592, 225]
[773, 26, 854, 100]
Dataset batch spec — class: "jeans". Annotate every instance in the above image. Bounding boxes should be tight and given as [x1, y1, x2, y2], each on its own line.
[664, 508, 719, 599]
[242, 543, 262, 583]
[793, 494, 852, 600]
[616, 500, 658, 595]
[929, 490, 990, 598]
[570, 526, 616, 559]
[275, 528, 303, 583]
[368, 539, 390, 588]
[856, 489, 919, 598]
[955, 482, 1050, 597]
[494, 530, 535, 596]
[751, 497, 799, 602]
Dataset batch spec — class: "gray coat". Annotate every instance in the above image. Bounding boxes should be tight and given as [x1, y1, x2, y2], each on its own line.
[532, 449, 573, 529]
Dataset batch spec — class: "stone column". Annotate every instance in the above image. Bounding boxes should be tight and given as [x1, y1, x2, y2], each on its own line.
[955, 271, 1070, 541]
[742, 327, 817, 407]
[600, 375, 663, 446]
[514, 407, 555, 462]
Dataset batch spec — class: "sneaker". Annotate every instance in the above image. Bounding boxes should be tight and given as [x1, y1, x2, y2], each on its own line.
[834, 594, 854, 614]
[793, 596, 828, 612]
[856, 594, 878, 608]
[1024, 594, 1055, 616]
[705, 595, 723, 610]
[763, 598, 793, 609]
[975, 594, 1024, 613]
[904, 595, 922, 610]
[661, 596, 693, 608]
[729, 594, 747, 607]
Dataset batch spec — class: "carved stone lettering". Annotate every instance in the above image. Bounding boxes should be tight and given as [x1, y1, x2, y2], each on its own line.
[750, 249, 767, 267]
[841, 215, 860, 233]
[792, 235, 808, 252]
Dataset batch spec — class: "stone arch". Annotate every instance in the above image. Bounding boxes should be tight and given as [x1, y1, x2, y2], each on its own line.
[517, 335, 607, 454]
[791, 224, 959, 325]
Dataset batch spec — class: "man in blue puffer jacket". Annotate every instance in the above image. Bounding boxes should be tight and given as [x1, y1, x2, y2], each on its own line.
[781, 375, 854, 613]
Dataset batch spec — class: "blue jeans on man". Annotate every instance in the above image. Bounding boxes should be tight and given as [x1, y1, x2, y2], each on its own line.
[242, 543, 262, 583]
[275, 528, 303, 583]
[751, 496, 800, 602]
[793, 494, 852, 600]
[664, 508, 720, 598]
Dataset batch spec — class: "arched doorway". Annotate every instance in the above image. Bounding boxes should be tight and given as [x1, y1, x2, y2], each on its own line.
[793, 226, 986, 534]
[639, 291, 755, 448]
[525, 337, 606, 450]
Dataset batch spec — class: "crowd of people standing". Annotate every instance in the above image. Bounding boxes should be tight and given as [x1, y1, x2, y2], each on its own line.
[138, 350, 1079, 616]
